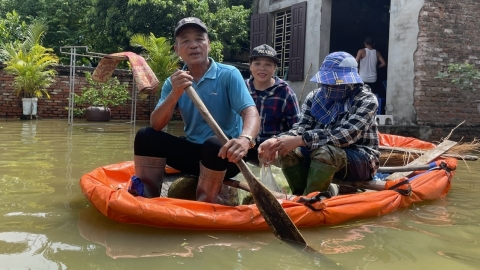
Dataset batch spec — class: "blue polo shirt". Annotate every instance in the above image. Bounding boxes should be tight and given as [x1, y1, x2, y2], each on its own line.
[157, 58, 255, 144]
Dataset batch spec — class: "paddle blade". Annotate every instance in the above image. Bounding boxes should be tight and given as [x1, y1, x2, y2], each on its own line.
[238, 161, 307, 245]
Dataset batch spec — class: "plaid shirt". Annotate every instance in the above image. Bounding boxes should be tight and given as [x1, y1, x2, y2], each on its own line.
[246, 77, 301, 144]
[280, 84, 380, 171]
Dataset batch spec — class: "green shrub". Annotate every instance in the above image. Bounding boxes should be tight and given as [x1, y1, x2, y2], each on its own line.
[71, 72, 130, 116]
[437, 62, 480, 91]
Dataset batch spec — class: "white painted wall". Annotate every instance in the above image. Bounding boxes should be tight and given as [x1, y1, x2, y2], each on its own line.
[256, 0, 329, 104]
[386, 0, 425, 124]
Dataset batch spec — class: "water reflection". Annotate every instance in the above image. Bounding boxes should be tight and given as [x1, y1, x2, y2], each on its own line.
[20, 121, 37, 144]
[77, 206, 342, 268]
[0, 231, 81, 269]
[310, 202, 456, 256]
[65, 126, 74, 197]
[0, 119, 479, 269]
[77, 207, 265, 259]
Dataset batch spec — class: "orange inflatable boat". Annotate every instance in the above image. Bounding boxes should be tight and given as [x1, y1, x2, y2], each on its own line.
[79, 134, 456, 230]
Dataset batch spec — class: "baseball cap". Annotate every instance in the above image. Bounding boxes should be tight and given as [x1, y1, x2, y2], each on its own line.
[174, 17, 208, 37]
[310, 51, 363, 85]
[250, 44, 280, 64]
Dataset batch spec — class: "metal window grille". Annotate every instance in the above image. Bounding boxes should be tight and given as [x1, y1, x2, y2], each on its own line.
[274, 9, 291, 80]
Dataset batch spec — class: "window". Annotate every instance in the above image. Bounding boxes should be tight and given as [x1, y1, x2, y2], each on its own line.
[274, 9, 291, 80]
[250, 1, 307, 81]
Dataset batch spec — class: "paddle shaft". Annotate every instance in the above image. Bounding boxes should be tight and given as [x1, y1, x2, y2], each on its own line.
[377, 164, 432, 173]
[184, 86, 307, 245]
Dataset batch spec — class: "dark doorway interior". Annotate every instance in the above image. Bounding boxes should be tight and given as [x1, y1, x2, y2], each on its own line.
[330, 0, 390, 113]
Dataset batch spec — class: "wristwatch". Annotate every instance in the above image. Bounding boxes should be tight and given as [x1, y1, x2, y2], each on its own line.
[239, 134, 256, 149]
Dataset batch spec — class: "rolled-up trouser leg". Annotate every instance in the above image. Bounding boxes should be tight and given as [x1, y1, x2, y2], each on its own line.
[304, 145, 347, 195]
[279, 148, 309, 195]
[134, 155, 166, 198]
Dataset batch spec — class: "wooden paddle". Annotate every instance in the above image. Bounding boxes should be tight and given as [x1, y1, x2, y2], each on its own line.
[377, 164, 434, 173]
[185, 86, 307, 245]
[334, 139, 457, 190]
[385, 140, 456, 180]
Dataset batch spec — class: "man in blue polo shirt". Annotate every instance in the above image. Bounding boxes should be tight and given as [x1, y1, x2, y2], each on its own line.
[133, 17, 259, 202]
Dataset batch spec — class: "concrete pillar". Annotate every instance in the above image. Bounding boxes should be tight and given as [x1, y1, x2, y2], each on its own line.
[386, 0, 425, 125]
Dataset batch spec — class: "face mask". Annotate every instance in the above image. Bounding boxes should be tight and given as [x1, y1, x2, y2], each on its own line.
[310, 84, 356, 125]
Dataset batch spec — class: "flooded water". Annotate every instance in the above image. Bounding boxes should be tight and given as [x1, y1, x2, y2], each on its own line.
[0, 119, 479, 269]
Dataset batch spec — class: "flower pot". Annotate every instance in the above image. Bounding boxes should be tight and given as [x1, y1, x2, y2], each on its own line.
[22, 98, 38, 116]
[85, 106, 111, 122]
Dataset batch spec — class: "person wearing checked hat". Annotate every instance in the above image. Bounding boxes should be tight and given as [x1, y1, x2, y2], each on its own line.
[243, 44, 301, 165]
[133, 17, 259, 203]
[258, 52, 380, 196]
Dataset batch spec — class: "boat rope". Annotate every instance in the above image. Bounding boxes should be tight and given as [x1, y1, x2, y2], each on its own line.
[386, 179, 412, 195]
[296, 191, 333, 211]
[388, 160, 452, 196]
[298, 160, 454, 208]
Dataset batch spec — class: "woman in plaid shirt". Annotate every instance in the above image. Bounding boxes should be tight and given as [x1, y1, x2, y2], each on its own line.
[258, 52, 380, 196]
[244, 44, 301, 164]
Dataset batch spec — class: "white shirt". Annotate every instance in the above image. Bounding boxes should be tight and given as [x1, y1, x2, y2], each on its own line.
[359, 48, 378, 83]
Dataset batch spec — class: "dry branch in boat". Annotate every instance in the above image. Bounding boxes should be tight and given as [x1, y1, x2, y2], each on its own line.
[380, 139, 479, 166]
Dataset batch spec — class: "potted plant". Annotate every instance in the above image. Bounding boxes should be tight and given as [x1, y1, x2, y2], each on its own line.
[0, 21, 59, 119]
[72, 72, 130, 121]
[437, 62, 480, 113]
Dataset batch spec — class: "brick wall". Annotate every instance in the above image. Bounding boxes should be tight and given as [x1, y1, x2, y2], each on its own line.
[415, 0, 480, 129]
[0, 65, 156, 120]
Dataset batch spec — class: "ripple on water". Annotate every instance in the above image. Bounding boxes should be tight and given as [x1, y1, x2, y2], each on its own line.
[413, 204, 454, 225]
[437, 250, 480, 266]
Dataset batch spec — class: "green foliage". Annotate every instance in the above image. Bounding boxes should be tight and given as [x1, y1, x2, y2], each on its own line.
[72, 72, 130, 116]
[0, 0, 91, 64]
[203, 5, 251, 53]
[0, 11, 28, 53]
[209, 41, 224, 62]
[129, 33, 179, 86]
[229, 0, 252, 8]
[1, 21, 59, 99]
[2, 0, 251, 64]
[127, 0, 251, 54]
[437, 63, 480, 91]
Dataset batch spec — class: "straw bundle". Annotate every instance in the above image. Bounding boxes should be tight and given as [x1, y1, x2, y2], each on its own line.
[380, 139, 480, 166]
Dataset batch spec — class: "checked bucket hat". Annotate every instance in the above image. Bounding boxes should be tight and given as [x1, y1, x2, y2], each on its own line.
[310, 52, 363, 85]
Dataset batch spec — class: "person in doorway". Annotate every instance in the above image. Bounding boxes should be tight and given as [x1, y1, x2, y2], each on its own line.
[258, 51, 380, 196]
[132, 17, 259, 202]
[244, 44, 301, 165]
[355, 36, 387, 94]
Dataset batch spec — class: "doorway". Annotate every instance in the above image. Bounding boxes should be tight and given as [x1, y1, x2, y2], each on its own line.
[329, 0, 391, 113]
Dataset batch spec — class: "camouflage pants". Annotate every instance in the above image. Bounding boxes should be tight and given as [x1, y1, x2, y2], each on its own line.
[279, 145, 348, 175]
